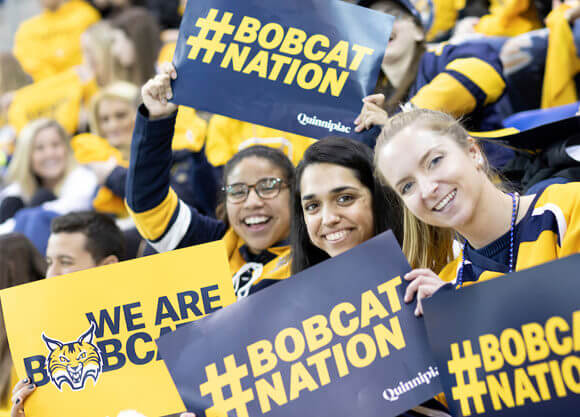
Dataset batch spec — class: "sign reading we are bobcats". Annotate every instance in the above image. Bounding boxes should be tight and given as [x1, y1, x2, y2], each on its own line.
[0, 241, 236, 417]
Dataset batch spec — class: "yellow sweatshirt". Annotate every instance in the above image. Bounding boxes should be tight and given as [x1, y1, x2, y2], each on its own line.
[13, 0, 100, 81]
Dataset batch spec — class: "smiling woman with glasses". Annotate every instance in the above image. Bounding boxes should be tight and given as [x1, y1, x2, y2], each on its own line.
[125, 63, 296, 300]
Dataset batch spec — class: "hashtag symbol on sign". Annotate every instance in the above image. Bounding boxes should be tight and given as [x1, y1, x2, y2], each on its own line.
[199, 354, 254, 417]
[187, 8, 235, 64]
[447, 340, 488, 416]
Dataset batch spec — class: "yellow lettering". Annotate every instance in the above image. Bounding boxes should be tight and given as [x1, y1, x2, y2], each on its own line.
[522, 322, 550, 363]
[527, 362, 552, 401]
[373, 318, 406, 358]
[221, 44, 251, 71]
[573, 310, 580, 351]
[346, 333, 376, 368]
[561, 356, 580, 393]
[332, 343, 350, 377]
[296, 63, 323, 90]
[255, 372, 287, 413]
[377, 276, 403, 313]
[302, 314, 333, 352]
[247, 339, 277, 378]
[234, 16, 261, 43]
[275, 327, 305, 362]
[549, 359, 568, 397]
[513, 367, 541, 405]
[242, 50, 270, 78]
[329, 302, 359, 337]
[486, 372, 515, 410]
[322, 41, 349, 68]
[283, 59, 302, 84]
[289, 361, 318, 401]
[306, 348, 332, 386]
[304, 34, 330, 61]
[268, 54, 293, 81]
[360, 289, 389, 328]
[480, 334, 504, 372]
[279, 27, 307, 55]
[545, 316, 572, 356]
[258, 23, 284, 50]
[500, 328, 526, 367]
[318, 68, 349, 97]
[349, 44, 374, 70]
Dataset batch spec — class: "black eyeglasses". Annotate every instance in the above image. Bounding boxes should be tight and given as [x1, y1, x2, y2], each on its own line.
[222, 177, 287, 203]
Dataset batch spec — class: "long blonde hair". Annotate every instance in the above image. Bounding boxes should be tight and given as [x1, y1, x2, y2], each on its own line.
[374, 109, 496, 272]
[6, 119, 76, 202]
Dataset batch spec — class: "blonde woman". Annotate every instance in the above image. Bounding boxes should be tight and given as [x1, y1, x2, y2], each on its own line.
[374, 108, 580, 316]
[0, 119, 97, 250]
[72, 81, 139, 217]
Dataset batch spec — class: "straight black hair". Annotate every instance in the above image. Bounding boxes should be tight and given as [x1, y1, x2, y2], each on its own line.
[291, 137, 403, 274]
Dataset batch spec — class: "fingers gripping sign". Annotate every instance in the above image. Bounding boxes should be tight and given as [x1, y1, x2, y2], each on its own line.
[11, 378, 36, 417]
[403, 269, 446, 317]
[142, 63, 179, 120]
[354, 94, 389, 132]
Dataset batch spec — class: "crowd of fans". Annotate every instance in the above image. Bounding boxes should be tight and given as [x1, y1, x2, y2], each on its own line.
[1, 0, 580, 416]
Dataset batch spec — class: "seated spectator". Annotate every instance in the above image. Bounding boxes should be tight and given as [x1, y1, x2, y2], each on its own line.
[13, 0, 100, 82]
[72, 81, 139, 217]
[0, 119, 97, 254]
[0, 119, 96, 223]
[45, 211, 124, 278]
[0, 234, 45, 416]
[74, 81, 215, 219]
[355, 0, 511, 166]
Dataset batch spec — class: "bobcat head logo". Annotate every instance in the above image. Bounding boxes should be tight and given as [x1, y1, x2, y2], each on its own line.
[42, 322, 103, 391]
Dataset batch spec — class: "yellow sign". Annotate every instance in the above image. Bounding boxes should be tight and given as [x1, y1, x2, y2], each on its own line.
[0, 241, 236, 417]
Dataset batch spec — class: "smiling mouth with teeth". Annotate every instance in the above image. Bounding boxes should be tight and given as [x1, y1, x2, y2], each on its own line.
[243, 216, 271, 226]
[433, 190, 457, 212]
[324, 229, 350, 242]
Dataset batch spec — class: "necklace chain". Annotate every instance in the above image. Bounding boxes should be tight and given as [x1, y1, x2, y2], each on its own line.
[456, 192, 520, 288]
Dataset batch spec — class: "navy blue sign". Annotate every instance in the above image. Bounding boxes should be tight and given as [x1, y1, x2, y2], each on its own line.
[171, 0, 393, 140]
[157, 232, 444, 417]
[423, 255, 580, 417]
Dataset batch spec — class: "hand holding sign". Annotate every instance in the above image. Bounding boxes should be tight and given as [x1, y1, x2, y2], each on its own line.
[142, 63, 178, 119]
[354, 93, 389, 132]
[403, 268, 448, 317]
[11, 378, 35, 417]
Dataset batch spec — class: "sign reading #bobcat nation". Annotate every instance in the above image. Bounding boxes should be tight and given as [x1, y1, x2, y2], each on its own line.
[423, 255, 580, 417]
[171, 0, 393, 140]
[157, 232, 444, 417]
[0, 241, 236, 417]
